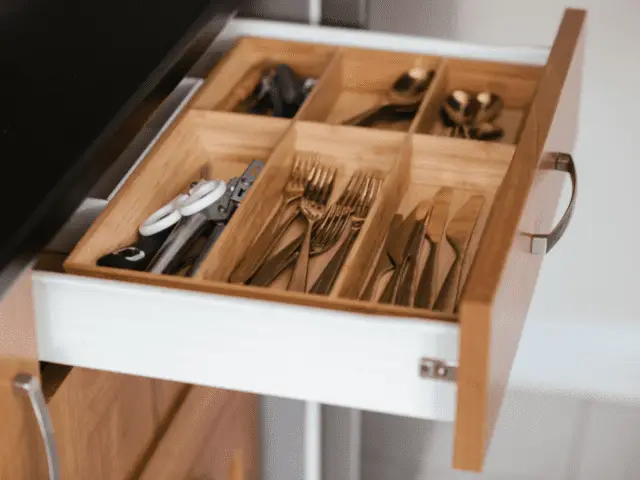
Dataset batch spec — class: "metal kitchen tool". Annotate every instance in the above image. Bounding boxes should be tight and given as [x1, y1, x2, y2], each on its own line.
[432, 194, 485, 312]
[360, 214, 403, 301]
[147, 160, 264, 275]
[395, 200, 433, 306]
[229, 153, 315, 284]
[343, 68, 435, 127]
[288, 162, 337, 292]
[379, 200, 431, 304]
[310, 174, 381, 295]
[414, 187, 454, 309]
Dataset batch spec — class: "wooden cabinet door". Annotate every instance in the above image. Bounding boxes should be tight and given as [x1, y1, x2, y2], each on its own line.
[0, 270, 48, 479]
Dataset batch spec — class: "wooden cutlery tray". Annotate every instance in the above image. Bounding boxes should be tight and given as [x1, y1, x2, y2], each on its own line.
[66, 34, 563, 323]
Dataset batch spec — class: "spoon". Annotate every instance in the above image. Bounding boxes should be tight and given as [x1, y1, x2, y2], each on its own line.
[441, 90, 475, 138]
[475, 91, 503, 123]
[343, 67, 435, 126]
[468, 122, 504, 141]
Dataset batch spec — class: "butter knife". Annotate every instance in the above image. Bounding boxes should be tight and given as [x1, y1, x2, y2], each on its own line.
[379, 201, 431, 304]
[414, 187, 453, 309]
[360, 214, 403, 301]
[395, 201, 432, 306]
[433, 195, 485, 313]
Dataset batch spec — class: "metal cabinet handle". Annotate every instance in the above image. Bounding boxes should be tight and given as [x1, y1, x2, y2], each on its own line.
[524, 152, 577, 255]
[13, 373, 60, 480]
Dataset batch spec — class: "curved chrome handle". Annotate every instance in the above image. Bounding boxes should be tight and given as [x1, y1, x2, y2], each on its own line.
[14, 373, 60, 480]
[525, 152, 577, 255]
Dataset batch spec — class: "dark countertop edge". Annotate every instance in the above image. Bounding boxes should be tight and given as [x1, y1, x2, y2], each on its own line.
[0, 2, 238, 298]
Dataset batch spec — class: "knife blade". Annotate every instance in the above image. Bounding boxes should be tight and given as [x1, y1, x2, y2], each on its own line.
[433, 194, 485, 313]
[360, 214, 403, 301]
[379, 200, 431, 304]
[414, 187, 453, 309]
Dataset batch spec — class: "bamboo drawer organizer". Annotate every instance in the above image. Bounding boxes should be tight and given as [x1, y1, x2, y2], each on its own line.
[65, 35, 557, 323]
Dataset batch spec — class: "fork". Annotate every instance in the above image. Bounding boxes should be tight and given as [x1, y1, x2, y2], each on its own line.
[229, 153, 315, 284]
[249, 171, 364, 287]
[287, 162, 336, 292]
[310, 175, 380, 294]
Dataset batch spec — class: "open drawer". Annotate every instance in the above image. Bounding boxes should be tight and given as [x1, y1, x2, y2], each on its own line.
[33, 9, 585, 472]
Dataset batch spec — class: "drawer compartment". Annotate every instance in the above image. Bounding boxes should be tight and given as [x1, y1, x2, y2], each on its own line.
[40, 8, 584, 473]
[297, 47, 441, 131]
[191, 37, 337, 117]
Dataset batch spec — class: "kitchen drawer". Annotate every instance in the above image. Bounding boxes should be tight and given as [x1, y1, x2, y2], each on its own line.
[33, 9, 585, 472]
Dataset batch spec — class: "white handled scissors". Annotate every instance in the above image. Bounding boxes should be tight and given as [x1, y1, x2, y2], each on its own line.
[139, 180, 227, 237]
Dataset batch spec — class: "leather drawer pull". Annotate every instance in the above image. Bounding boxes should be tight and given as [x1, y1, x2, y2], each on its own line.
[525, 152, 577, 255]
[13, 373, 60, 480]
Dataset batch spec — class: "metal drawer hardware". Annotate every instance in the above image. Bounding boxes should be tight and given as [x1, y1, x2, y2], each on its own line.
[13, 373, 60, 480]
[525, 152, 577, 255]
[419, 357, 458, 382]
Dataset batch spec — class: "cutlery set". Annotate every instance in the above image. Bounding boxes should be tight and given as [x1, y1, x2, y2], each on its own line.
[229, 154, 381, 294]
[361, 187, 484, 313]
[440, 90, 505, 141]
[97, 161, 264, 277]
[342, 68, 436, 128]
[236, 63, 316, 118]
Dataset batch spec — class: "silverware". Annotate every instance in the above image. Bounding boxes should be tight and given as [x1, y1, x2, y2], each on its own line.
[433, 195, 485, 312]
[229, 153, 315, 284]
[441, 90, 504, 140]
[360, 214, 403, 301]
[288, 162, 337, 292]
[379, 201, 430, 304]
[310, 175, 381, 295]
[343, 68, 435, 127]
[414, 187, 453, 309]
[395, 200, 432, 306]
[250, 196, 349, 287]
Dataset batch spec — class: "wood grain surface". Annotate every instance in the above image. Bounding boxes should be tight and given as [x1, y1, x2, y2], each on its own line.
[454, 8, 585, 471]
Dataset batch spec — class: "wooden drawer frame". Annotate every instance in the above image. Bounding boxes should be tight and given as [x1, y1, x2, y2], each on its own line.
[33, 9, 585, 472]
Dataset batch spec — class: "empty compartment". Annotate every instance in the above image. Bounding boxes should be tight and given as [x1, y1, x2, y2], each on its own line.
[299, 47, 441, 132]
[191, 37, 337, 117]
[414, 58, 542, 144]
[200, 122, 406, 295]
[336, 135, 515, 317]
[65, 111, 290, 279]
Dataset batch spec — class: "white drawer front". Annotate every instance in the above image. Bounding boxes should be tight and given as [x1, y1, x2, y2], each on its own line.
[33, 272, 458, 421]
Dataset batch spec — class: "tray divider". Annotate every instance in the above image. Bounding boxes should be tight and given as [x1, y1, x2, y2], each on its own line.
[295, 50, 344, 122]
[194, 126, 299, 281]
[410, 59, 450, 134]
[331, 134, 412, 300]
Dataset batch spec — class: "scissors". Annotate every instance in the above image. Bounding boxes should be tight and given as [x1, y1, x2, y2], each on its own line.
[97, 179, 227, 271]
[147, 160, 264, 275]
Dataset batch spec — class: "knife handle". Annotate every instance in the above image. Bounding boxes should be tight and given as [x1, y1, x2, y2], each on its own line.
[379, 265, 404, 304]
[361, 255, 393, 301]
[433, 245, 462, 313]
[395, 255, 418, 307]
[414, 240, 438, 309]
[249, 232, 305, 287]
[229, 205, 299, 284]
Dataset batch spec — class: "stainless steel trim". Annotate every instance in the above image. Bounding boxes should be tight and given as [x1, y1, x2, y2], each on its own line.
[13, 373, 60, 480]
[525, 152, 577, 255]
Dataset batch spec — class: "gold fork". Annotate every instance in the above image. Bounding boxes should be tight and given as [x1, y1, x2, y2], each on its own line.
[310, 174, 381, 294]
[229, 153, 316, 284]
[249, 171, 364, 287]
[288, 162, 337, 292]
